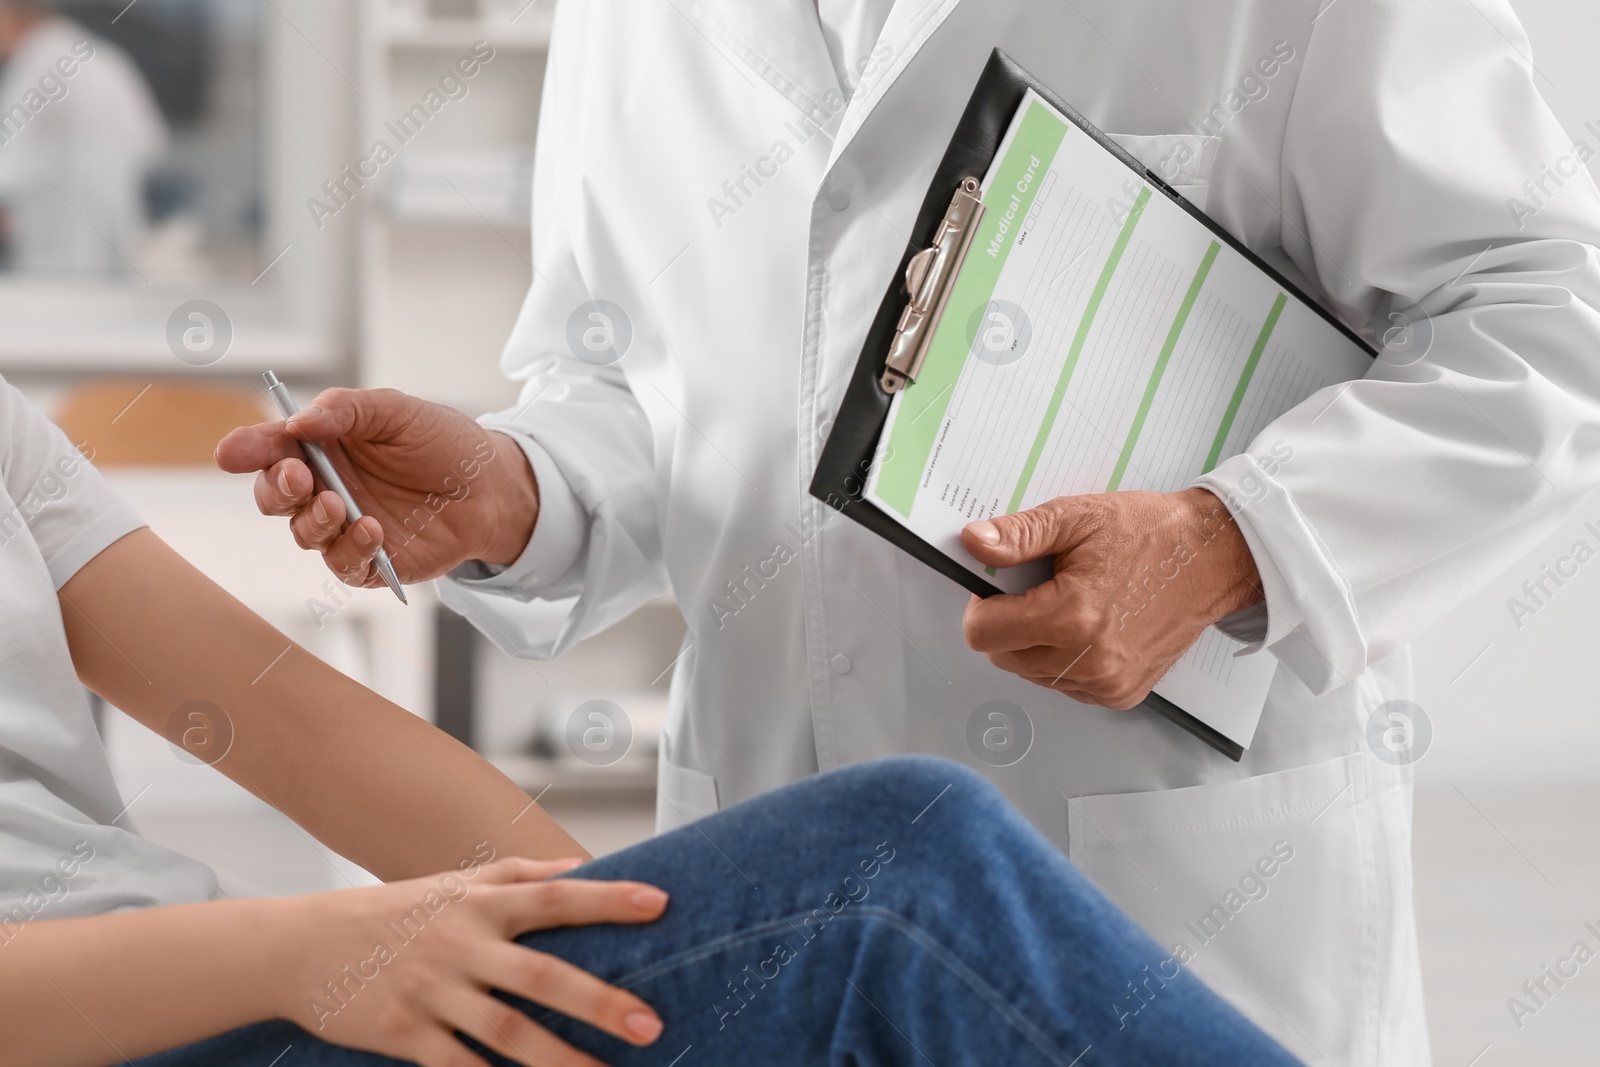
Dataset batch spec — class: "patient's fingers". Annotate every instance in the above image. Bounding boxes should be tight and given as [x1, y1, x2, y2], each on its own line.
[496, 878, 669, 934]
[408, 1031, 493, 1067]
[474, 858, 588, 885]
[429, 983, 606, 1067]
[475, 943, 662, 1050]
[254, 458, 315, 517]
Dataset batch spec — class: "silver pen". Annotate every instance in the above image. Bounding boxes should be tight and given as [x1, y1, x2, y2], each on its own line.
[262, 372, 408, 605]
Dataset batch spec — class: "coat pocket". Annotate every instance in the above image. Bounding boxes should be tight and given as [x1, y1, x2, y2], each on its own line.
[1067, 754, 1378, 1065]
[655, 754, 721, 833]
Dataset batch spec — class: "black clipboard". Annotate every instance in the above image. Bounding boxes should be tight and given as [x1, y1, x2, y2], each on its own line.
[808, 49, 1377, 763]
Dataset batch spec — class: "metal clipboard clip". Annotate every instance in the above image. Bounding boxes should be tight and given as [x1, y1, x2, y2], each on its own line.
[880, 175, 986, 394]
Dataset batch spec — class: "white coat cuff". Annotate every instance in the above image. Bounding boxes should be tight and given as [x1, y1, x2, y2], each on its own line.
[1194, 455, 1366, 694]
[448, 431, 587, 594]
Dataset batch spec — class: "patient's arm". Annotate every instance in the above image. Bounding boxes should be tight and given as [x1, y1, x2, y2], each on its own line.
[59, 527, 590, 877]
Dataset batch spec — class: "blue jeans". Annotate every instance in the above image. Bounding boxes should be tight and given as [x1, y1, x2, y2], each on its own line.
[131, 757, 1299, 1066]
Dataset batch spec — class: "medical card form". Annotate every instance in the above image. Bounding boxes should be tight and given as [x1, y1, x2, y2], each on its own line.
[862, 90, 1373, 751]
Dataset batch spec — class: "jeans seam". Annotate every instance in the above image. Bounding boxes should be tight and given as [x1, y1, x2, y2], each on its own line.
[519, 915, 833, 1031]
[525, 906, 1077, 1066]
[843, 907, 1081, 1067]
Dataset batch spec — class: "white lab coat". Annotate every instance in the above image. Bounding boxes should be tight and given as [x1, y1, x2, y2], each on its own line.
[0, 17, 166, 276]
[441, 2, 1600, 1062]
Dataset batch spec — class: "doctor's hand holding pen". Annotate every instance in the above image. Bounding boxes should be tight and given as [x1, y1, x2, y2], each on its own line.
[216, 388, 543, 588]
[960, 488, 1265, 710]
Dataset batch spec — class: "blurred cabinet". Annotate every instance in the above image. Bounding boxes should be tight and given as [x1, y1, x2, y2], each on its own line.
[357, 0, 551, 414]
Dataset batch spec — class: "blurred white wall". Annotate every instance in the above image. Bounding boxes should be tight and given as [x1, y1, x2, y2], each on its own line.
[1409, 0, 1600, 784]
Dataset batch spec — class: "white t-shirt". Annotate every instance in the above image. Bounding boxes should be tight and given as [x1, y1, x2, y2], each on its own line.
[0, 376, 219, 935]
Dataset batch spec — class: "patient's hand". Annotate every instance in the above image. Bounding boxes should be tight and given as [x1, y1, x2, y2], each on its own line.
[216, 388, 540, 587]
[284, 857, 667, 1066]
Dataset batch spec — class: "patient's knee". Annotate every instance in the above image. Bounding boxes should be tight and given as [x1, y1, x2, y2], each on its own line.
[809, 756, 1009, 837]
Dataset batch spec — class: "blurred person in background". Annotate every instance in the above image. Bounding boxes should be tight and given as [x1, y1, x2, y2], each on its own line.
[0, 0, 165, 276]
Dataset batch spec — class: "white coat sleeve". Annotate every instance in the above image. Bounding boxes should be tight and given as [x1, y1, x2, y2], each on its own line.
[437, 11, 667, 660]
[1194, 0, 1600, 694]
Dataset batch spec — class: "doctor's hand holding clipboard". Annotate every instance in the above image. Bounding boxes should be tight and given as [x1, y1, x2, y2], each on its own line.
[958, 487, 1263, 710]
